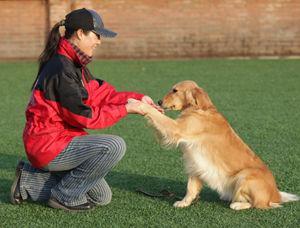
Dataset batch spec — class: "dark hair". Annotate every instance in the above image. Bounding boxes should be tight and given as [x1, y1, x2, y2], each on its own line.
[31, 21, 62, 90]
[31, 21, 90, 90]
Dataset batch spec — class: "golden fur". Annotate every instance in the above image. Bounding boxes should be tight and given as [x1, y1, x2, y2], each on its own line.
[137, 80, 299, 210]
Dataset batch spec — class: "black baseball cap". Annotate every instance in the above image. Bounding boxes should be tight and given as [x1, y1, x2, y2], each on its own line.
[64, 8, 117, 38]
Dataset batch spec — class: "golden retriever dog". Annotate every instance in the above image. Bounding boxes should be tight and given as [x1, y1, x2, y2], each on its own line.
[134, 80, 299, 210]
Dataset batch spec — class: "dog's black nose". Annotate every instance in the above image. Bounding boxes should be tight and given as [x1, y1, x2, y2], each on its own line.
[158, 100, 162, 106]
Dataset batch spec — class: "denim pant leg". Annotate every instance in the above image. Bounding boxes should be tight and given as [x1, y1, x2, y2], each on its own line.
[86, 178, 112, 206]
[47, 134, 126, 206]
[20, 134, 126, 206]
[19, 163, 63, 202]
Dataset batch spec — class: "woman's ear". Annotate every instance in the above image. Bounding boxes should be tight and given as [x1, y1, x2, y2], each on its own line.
[75, 29, 85, 40]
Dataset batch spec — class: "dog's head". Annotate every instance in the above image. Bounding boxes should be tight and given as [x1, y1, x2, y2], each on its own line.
[158, 80, 214, 111]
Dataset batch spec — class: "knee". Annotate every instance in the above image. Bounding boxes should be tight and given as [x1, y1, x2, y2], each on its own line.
[108, 135, 126, 161]
[92, 135, 126, 163]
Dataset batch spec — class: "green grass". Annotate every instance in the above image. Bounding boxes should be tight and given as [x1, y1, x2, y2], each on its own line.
[0, 59, 299, 227]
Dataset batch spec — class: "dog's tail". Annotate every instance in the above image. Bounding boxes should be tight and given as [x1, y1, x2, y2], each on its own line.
[280, 191, 299, 203]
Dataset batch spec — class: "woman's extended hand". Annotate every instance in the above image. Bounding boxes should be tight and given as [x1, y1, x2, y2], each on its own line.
[141, 96, 164, 113]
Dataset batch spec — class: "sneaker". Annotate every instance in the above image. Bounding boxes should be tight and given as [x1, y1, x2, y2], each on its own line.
[48, 197, 94, 212]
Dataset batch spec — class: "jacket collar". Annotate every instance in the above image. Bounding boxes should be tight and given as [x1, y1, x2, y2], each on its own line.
[57, 37, 92, 67]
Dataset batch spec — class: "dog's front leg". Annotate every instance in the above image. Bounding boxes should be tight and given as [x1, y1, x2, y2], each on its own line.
[174, 176, 203, 208]
[141, 104, 181, 145]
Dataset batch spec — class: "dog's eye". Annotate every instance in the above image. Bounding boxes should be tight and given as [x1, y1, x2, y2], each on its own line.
[172, 89, 178, 93]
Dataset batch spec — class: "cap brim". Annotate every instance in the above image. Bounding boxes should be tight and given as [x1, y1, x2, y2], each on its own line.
[93, 28, 117, 38]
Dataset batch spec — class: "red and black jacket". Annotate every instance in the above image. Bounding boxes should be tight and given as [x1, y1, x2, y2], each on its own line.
[23, 38, 144, 168]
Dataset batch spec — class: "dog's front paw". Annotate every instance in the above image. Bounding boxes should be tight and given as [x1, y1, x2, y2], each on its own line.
[173, 199, 191, 208]
[127, 98, 139, 104]
[139, 103, 156, 114]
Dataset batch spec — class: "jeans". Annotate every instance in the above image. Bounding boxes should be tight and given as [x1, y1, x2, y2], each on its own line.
[19, 134, 126, 206]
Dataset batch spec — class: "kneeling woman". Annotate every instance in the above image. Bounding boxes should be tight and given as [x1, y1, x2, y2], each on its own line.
[11, 8, 159, 212]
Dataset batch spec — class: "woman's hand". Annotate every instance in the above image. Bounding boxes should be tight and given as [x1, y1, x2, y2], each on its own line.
[141, 96, 164, 113]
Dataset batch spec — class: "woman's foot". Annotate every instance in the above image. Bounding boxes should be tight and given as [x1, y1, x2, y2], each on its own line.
[10, 160, 25, 205]
[48, 197, 94, 212]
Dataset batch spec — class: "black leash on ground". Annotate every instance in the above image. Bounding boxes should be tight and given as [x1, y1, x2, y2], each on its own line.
[136, 188, 182, 200]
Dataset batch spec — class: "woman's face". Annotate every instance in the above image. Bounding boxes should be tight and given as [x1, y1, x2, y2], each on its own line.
[74, 30, 101, 57]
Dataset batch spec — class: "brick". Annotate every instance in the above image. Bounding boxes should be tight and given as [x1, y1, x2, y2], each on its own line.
[0, 0, 299, 59]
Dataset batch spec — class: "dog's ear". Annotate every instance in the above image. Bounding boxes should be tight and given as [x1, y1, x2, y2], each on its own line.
[186, 87, 213, 110]
[185, 89, 197, 107]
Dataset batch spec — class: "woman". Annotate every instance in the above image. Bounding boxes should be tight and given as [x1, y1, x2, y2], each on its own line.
[10, 8, 160, 212]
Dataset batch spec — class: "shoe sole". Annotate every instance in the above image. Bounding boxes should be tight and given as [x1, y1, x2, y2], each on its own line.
[10, 177, 20, 205]
[48, 199, 94, 212]
[10, 161, 23, 205]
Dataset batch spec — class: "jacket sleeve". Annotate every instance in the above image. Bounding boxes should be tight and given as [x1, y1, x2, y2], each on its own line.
[91, 80, 144, 106]
[44, 72, 128, 129]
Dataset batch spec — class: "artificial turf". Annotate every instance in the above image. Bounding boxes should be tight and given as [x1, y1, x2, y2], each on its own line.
[0, 59, 299, 227]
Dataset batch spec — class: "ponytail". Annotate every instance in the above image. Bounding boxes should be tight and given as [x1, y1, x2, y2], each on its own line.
[31, 20, 65, 90]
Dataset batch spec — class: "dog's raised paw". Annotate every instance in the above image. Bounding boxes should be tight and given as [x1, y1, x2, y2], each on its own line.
[173, 200, 191, 208]
[127, 98, 139, 103]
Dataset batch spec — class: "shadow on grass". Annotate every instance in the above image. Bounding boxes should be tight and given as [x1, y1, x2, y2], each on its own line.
[108, 171, 226, 207]
[0, 178, 12, 204]
[0, 153, 27, 204]
[0, 157, 226, 208]
[0, 153, 26, 172]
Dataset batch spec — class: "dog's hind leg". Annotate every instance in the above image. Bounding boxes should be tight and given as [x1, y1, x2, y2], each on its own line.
[231, 168, 281, 210]
[230, 184, 253, 210]
[174, 176, 203, 208]
[230, 202, 252, 210]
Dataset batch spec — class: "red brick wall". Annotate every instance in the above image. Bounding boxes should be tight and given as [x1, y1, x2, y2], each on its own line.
[0, 0, 299, 59]
[0, 0, 47, 59]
